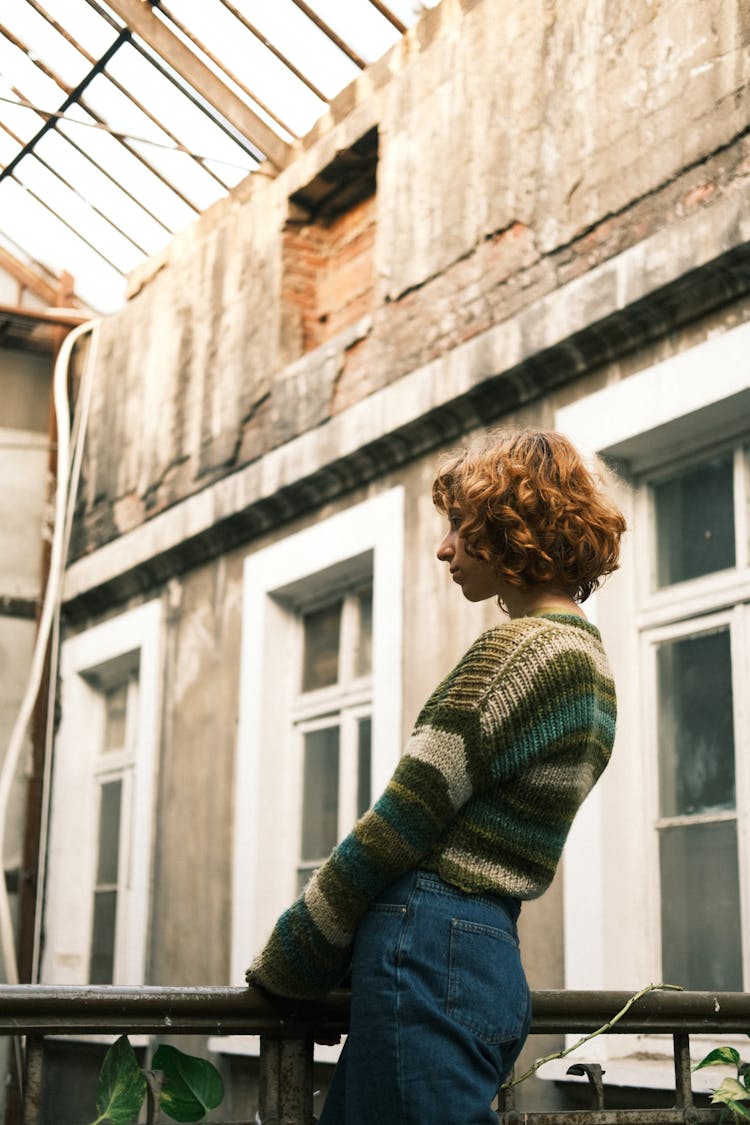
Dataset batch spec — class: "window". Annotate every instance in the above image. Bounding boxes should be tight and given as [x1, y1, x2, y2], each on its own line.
[229, 488, 404, 1019]
[41, 600, 161, 987]
[89, 675, 138, 984]
[640, 440, 749, 993]
[551, 322, 750, 1085]
[295, 588, 373, 893]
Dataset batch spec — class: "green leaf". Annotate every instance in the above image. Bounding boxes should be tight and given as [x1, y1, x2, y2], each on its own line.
[94, 1036, 147, 1125]
[695, 1047, 742, 1071]
[152, 1045, 224, 1122]
[728, 1101, 750, 1123]
[711, 1077, 750, 1106]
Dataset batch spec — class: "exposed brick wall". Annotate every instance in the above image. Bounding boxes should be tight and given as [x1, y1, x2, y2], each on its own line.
[281, 193, 376, 364]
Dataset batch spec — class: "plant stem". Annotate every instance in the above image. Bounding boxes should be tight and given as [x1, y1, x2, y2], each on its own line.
[145, 1069, 162, 1124]
[504, 982, 685, 1088]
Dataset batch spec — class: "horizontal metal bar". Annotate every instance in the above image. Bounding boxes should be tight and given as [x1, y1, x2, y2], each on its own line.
[0, 985, 349, 1037]
[501, 1113, 721, 1125]
[0, 988, 748, 1038]
[529, 989, 750, 1034]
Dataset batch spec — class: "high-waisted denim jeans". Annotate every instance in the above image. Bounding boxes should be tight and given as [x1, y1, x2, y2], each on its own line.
[318, 869, 531, 1124]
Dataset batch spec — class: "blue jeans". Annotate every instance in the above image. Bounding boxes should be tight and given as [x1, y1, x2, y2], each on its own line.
[318, 870, 531, 1124]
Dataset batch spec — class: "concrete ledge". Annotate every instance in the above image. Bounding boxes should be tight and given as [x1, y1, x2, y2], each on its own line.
[63, 184, 750, 618]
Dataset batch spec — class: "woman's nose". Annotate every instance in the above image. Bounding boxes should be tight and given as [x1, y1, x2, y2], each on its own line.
[437, 533, 454, 561]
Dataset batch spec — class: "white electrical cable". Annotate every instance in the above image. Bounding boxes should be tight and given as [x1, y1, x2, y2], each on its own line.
[32, 320, 101, 983]
[0, 317, 100, 987]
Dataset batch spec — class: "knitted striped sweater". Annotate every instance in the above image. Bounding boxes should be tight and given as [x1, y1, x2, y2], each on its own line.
[247, 613, 616, 999]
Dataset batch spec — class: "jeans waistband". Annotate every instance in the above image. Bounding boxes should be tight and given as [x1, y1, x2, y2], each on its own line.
[414, 869, 522, 924]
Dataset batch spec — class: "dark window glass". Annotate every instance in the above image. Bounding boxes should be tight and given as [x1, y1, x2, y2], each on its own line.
[103, 684, 128, 752]
[302, 602, 341, 690]
[660, 820, 742, 991]
[300, 727, 339, 862]
[653, 454, 735, 587]
[90, 890, 118, 985]
[355, 588, 373, 677]
[657, 629, 735, 817]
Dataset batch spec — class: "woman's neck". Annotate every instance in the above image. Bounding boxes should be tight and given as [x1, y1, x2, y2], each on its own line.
[502, 587, 587, 621]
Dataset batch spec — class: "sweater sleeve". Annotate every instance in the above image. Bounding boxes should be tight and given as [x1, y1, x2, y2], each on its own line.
[245, 648, 489, 999]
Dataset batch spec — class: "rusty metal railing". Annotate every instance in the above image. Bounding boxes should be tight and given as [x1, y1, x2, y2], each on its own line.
[1, 986, 749, 1124]
[501, 990, 750, 1125]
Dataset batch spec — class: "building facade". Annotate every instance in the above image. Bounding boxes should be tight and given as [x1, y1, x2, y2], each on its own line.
[25, 0, 750, 1118]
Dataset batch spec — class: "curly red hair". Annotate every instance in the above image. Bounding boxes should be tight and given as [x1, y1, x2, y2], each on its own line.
[432, 430, 626, 602]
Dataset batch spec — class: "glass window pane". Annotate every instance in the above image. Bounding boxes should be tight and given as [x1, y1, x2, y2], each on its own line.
[355, 587, 373, 678]
[95, 780, 122, 885]
[296, 866, 315, 896]
[357, 716, 371, 818]
[89, 889, 117, 984]
[300, 727, 339, 861]
[657, 628, 735, 817]
[660, 820, 743, 991]
[653, 453, 735, 586]
[302, 602, 341, 690]
[103, 685, 128, 752]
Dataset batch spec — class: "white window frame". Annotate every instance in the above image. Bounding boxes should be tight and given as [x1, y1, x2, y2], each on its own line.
[549, 319, 750, 1087]
[88, 674, 139, 984]
[640, 605, 750, 994]
[224, 489, 403, 1059]
[41, 600, 162, 988]
[293, 587, 373, 891]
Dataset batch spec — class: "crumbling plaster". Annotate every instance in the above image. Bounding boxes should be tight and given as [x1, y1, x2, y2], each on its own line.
[71, 0, 750, 563]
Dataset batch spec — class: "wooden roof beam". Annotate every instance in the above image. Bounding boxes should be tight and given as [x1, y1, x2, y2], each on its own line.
[0, 246, 58, 305]
[104, 0, 291, 172]
[0, 303, 90, 327]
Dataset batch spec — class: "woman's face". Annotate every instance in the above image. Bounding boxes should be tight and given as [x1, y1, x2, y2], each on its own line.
[436, 506, 504, 603]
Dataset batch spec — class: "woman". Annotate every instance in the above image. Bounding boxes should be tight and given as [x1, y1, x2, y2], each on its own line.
[247, 429, 626, 1124]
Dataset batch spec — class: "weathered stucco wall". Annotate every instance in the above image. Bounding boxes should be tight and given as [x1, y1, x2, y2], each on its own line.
[70, 0, 750, 558]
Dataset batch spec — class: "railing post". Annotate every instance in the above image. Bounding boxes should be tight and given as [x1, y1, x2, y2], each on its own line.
[673, 1033, 696, 1118]
[21, 1037, 43, 1125]
[258, 1034, 314, 1125]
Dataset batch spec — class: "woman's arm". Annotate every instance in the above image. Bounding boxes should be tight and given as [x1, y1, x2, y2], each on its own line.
[246, 658, 488, 998]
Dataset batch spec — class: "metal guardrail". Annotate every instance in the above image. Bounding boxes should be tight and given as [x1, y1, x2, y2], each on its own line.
[1, 987, 749, 1124]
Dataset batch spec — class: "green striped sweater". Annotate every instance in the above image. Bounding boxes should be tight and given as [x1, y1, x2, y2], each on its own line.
[247, 613, 616, 999]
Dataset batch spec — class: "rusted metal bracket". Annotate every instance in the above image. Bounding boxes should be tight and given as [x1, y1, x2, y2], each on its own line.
[567, 1063, 606, 1111]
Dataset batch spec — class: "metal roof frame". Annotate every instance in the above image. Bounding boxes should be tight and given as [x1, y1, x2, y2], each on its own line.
[0, 0, 433, 312]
